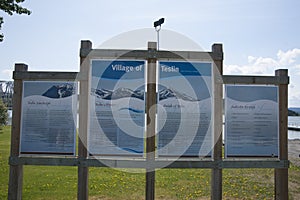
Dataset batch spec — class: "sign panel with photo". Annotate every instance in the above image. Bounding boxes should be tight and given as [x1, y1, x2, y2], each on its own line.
[88, 60, 145, 156]
[20, 81, 77, 155]
[157, 61, 213, 157]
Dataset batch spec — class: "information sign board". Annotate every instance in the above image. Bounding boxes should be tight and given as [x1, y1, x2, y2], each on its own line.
[20, 81, 77, 155]
[157, 61, 213, 157]
[88, 60, 145, 156]
[225, 85, 279, 157]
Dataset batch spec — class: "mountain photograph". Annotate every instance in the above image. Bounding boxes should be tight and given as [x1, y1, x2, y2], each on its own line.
[91, 88, 144, 100]
[42, 84, 75, 99]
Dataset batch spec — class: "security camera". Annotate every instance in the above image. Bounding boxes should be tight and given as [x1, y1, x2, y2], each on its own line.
[154, 18, 165, 28]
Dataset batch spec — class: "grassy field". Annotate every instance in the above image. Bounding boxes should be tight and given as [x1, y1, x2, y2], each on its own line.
[0, 126, 299, 200]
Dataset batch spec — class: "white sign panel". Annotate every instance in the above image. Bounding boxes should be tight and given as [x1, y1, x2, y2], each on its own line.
[20, 81, 77, 155]
[225, 85, 279, 157]
[88, 60, 145, 156]
[157, 61, 213, 157]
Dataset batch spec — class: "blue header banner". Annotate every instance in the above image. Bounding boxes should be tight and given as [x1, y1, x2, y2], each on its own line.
[92, 60, 144, 80]
[159, 61, 211, 78]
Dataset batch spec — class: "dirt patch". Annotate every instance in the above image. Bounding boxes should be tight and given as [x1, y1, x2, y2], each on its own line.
[289, 139, 300, 167]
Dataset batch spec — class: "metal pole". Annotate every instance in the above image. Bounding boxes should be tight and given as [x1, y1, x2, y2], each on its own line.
[155, 26, 161, 50]
[157, 30, 159, 50]
[154, 18, 164, 50]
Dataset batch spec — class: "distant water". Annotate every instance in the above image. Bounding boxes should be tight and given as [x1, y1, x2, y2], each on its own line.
[288, 116, 300, 140]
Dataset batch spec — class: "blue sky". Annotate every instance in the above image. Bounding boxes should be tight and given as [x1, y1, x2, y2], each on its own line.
[0, 0, 300, 106]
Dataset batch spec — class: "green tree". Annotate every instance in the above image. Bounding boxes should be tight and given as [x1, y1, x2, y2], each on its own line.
[0, 0, 31, 42]
[0, 99, 8, 128]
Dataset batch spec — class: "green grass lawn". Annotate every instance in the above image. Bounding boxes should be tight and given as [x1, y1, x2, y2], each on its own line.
[1, 126, 299, 200]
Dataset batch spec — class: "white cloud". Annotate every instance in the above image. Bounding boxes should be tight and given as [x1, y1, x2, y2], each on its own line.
[225, 48, 300, 107]
[247, 56, 256, 63]
[226, 49, 300, 75]
[224, 56, 278, 75]
[224, 64, 243, 74]
[277, 48, 300, 65]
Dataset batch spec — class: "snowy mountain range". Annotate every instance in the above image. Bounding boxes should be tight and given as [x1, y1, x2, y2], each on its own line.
[91, 87, 199, 101]
[91, 88, 144, 100]
[158, 88, 199, 101]
[42, 84, 75, 98]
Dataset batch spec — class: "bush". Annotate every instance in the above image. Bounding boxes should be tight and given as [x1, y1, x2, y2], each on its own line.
[0, 99, 8, 127]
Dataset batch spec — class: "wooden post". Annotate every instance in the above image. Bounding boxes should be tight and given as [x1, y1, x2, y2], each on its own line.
[8, 63, 28, 200]
[78, 40, 92, 200]
[211, 44, 223, 200]
[146, 42, 157, 200]
[274, 69, 289, 200]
